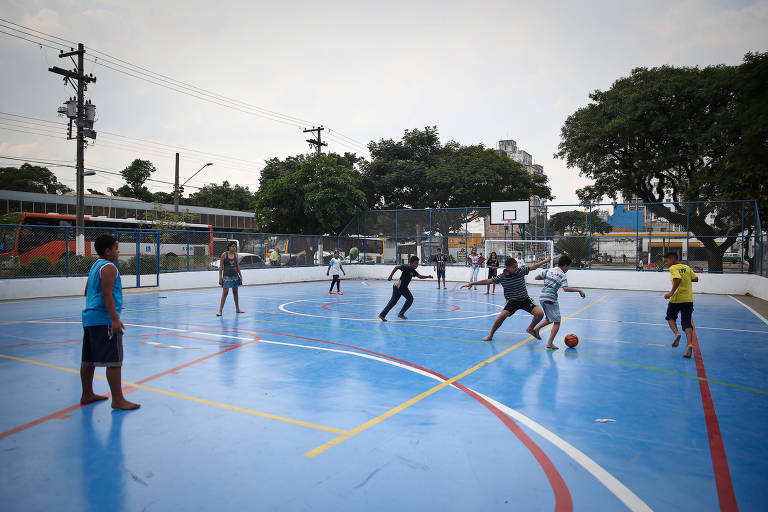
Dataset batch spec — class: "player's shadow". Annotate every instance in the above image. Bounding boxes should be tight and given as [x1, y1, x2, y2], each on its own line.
[78, 404, 135, 511]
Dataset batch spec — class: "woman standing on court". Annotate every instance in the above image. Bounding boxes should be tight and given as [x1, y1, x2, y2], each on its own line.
[467, 247, 482, 290]
[485, 251, 499, 295]
[217, 241, 244, 316]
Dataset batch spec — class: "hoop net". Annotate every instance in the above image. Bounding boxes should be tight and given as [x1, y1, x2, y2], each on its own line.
[483, 238, 554, 268]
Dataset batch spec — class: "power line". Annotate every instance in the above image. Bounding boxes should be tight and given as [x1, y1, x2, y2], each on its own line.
[0, 19, 369, 152]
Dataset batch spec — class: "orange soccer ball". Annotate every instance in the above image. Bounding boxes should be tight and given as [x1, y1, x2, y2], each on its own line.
[564, 334, 579, 348]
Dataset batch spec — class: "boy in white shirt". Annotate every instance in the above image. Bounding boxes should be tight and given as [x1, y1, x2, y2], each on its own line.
[326, 250, 346, 294]
[533, 255, 585, 349]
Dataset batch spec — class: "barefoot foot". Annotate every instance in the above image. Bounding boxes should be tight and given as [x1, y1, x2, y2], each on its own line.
[546, 345, 559, 350]
[482, 335, 493, 341]
[80, 393, 108, 405]
[397, 314, 408, 320]
[236, 310, 245, 314]
[527, 328, 542, 340]
[378, 314, 387, 322]
[111, 399, 140, 410]
[672, 333, 681, 347]
[216, 312, 222, 317]
[683, 345, 693, 358]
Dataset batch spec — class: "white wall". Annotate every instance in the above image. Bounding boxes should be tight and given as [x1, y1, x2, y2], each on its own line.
[2, 264, 767, 302]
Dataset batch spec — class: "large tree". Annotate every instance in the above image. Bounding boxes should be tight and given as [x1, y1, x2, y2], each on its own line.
[184, 181, 255, 211]
[254, 152, 367, 235]
[557, 54, 768, 271]
[363, 127, 551, 234]
[548, 210, 612, 235]
[0, 163, 71, 194]
[116, 159, 156, 201]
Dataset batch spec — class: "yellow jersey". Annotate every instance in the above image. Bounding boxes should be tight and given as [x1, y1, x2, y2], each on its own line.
[669, 263, 697, 303]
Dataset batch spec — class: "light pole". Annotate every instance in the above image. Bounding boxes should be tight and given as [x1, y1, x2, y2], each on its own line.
[175, 162, 213, 212]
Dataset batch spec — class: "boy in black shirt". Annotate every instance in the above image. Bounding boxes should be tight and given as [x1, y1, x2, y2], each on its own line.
[379, 256, 433, 321]
[433, 248, 447, 289]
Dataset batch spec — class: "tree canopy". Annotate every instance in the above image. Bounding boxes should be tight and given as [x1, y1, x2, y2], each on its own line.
[557, 53, 768, 271]
[0, 164, 71, 194]
[362, 126, 551, 234]
[253, 152, 367, 235]
[185, 181, 256, 212]
[548, 210, 612, 235]
[115, 159, 157, 201]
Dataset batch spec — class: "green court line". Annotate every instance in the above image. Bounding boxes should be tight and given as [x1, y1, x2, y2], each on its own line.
[526, 346, 768, 396]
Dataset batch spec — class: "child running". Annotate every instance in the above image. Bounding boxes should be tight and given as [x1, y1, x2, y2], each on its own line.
[379, 256, 433, 321]
[462, 256, 551, 341]
[327, 250, 346, 294]
[533, 255, 585, 350]
[433, 248, 447, 289]
[81, 234, 140, 410]
[663, 251, 699, 358]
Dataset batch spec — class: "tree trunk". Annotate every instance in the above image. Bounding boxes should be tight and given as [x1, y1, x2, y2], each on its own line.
[699, 236, 736, 273]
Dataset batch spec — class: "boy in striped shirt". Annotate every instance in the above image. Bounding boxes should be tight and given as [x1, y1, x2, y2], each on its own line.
[462, 256, 551, 341]
[533, 255, 585, 350]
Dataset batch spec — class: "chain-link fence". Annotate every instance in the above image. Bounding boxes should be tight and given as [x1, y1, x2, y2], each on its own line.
[340, 201, 765, 275]
[0, 200, 764, 281]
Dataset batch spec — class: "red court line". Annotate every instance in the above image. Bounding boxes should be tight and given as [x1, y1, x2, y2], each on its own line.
[0, 333, 257, 440]
[234, 327, 572, 511]
[0, 339, 80, 348]
[691, 321, 739, 511]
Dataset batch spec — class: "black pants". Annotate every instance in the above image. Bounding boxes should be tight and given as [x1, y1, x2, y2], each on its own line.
[329, 275, 341, 291]
[380, 285, 413, 317]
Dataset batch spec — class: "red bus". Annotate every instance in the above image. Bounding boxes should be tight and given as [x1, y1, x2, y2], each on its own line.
[0, 213, 214, 265]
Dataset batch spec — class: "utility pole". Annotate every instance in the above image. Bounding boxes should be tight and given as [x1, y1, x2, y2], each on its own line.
[174, 152, 180, 213]
[303, 126, 327, 154]
[50, 43, 96, 254]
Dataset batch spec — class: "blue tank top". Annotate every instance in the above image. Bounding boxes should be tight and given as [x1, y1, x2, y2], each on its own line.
[82, 259, 123, 326]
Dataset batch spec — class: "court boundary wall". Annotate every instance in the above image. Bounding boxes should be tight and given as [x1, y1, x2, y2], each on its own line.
[2, 265, 767, 302]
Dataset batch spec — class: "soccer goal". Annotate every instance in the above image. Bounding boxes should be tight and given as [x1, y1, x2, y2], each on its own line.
[484, 239, 555, 268]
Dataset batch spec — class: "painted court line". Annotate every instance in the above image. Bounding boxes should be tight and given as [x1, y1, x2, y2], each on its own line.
[569, 316, 768, 334]
[691, 322, 739, 512]
[728, 295, 768, 327]
[303, 294, 610, 459]
[1, 319, 653, 511]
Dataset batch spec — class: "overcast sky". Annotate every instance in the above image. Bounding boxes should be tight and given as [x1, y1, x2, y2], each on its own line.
[1, 0, 767, 205]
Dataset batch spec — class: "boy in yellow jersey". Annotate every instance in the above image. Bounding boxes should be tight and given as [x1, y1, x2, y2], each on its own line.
[663, 252, 699, 358]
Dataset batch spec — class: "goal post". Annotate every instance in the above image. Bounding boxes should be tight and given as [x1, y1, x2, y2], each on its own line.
[483, 239, 554, 268]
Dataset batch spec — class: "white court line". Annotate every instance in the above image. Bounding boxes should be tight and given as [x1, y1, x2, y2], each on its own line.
[569, 316, 768, 334]
[728, 296, 768, 327]
[278, 298, 501, 322]
[17, 320, 652, 510]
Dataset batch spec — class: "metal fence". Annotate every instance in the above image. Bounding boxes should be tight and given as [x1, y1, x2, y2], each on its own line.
[0, 200, 765, 282]
[0, 224, 368, 286]
[339, 200, 766, 275]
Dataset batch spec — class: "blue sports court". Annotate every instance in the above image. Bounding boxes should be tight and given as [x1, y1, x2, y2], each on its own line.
[1, 279, 767, 511]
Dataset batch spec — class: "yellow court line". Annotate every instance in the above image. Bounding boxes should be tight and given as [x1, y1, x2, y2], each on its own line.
[304, 294, 611, 458]
[616, 341, 632, 344]
[0, 353, 349, 435]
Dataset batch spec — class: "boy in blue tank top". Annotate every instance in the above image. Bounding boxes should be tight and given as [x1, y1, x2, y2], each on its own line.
[81, 235, 140, 410]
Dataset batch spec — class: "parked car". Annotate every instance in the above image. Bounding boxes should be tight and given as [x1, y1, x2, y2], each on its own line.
[209, 252, 262, 269]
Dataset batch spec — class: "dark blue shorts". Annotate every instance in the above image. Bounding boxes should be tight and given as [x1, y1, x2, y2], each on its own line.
[666, 302, 694, 330]
[82, 325, 123, 367]
[436, 269, 445, 279]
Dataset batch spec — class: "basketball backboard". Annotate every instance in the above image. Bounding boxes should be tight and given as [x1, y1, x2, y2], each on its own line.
[490, 201, 530, 225]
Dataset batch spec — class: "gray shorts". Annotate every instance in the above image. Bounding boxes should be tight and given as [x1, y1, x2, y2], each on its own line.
[540, 300, 561, 323]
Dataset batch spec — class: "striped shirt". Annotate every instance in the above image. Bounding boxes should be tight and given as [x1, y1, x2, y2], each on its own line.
[492, 265, 531, 301]
[538, 267, 568, 303]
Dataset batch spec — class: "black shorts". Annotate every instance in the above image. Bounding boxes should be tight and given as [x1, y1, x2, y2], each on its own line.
[504, 298, 536, 315]
[436, 269, 445, 279]
[666, 302, 694, 330]
[488, 268, 498, 279]
[82, 325, 123, 367]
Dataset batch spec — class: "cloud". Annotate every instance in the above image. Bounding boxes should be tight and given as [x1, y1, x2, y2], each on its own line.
[0, 141, 42, 156]
[21, 8, 64, 35]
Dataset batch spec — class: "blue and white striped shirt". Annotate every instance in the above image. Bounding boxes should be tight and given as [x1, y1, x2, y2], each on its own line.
[538, 267, 568, 303]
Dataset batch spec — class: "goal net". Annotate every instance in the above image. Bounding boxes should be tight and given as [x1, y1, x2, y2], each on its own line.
[483, 239, 554, 268]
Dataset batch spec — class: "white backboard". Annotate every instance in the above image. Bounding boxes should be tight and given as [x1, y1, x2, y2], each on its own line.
[490, 201, 530, 225]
